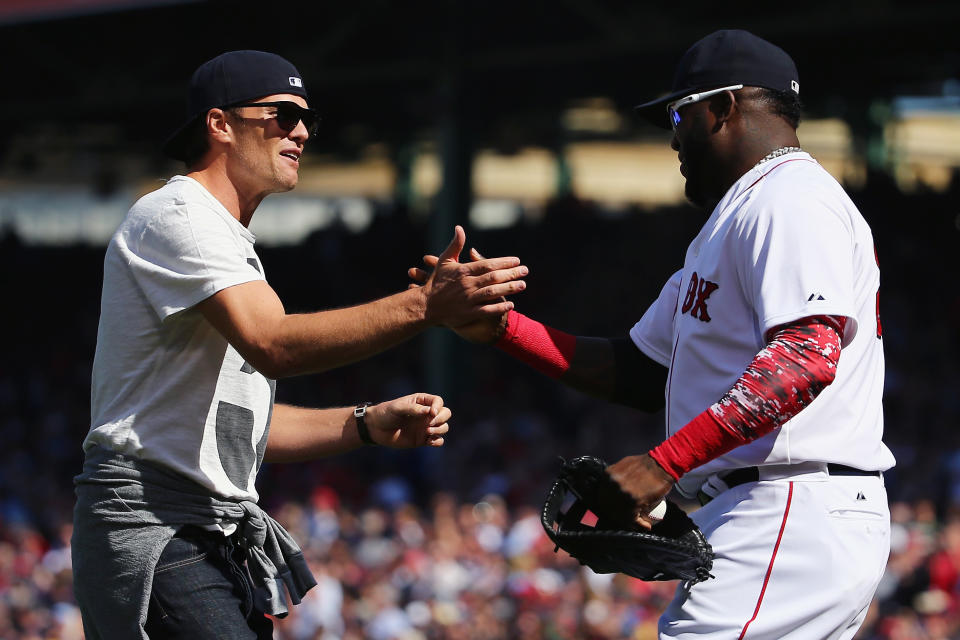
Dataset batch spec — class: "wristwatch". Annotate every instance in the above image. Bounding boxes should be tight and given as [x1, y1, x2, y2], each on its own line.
[354, 402, 375, 446]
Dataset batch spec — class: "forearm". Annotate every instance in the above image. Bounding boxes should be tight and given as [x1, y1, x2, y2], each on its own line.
[202, 242, 524, 378]
[269, 288, 428, 377]
[495, 311, 666, 410]
[265, 394, 451, 461]
[563, 338, 665, 411]
[559, 337, 616, 397]
[495, 313, 613, 397]
[200, 281, 433, 379]
[264, 403, 363, 463]
[650, 316, 843, 479]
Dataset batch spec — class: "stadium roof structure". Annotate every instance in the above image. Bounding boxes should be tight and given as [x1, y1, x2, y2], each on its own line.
[0, 0, 957, 162]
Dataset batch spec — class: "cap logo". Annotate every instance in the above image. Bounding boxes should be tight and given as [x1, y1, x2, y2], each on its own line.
[791, 80, 800, 94]
[289, 76, 303, 88]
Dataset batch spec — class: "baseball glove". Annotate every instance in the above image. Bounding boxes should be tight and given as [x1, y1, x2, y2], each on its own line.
[541, 455, 714, 584]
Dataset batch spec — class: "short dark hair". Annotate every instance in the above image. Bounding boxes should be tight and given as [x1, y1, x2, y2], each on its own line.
[179, 117, 210, 168]
[180, 107, 243, 168]
[752, 88, 803, 129]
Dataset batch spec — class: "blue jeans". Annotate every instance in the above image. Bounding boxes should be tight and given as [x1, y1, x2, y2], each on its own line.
[145, 526, 274, 639]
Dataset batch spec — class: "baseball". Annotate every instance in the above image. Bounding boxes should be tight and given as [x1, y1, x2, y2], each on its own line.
[648, 499, 667, 523]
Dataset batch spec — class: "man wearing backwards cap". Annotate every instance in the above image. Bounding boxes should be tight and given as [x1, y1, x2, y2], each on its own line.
[417, 29, 893, 638]
[72, 50, 528, 639]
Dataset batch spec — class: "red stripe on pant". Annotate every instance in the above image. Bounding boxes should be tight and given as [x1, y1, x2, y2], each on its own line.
[738, 481, 794, 640]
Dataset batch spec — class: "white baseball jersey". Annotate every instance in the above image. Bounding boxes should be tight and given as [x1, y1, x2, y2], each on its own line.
[629, 151, 895, 498]
[87, 175, 274, 501]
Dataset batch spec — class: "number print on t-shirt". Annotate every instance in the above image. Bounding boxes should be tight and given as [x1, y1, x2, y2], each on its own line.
[215, 401, 257, 489]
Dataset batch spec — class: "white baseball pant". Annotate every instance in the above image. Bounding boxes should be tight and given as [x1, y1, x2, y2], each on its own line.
[659, 470, 889, 639]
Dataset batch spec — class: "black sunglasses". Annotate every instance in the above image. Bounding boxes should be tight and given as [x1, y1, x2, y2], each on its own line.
[230, 101, 320, 137]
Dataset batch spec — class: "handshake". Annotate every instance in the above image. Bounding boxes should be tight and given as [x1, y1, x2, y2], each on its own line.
[408, 225, 524, 344]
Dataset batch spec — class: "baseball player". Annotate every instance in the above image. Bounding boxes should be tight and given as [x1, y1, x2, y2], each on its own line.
[71, 50, 527, 639]
[414, 30, 894, 639]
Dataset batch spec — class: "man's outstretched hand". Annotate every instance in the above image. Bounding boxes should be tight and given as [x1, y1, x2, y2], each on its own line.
[417, 226, 526, 331]
[411, 239, 516, 344]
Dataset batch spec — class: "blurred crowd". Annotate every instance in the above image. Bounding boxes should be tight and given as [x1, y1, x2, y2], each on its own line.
[0, 168, 958, 638]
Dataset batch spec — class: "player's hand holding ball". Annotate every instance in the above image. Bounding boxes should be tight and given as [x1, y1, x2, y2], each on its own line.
[606, 453, 675, 530]
[646, 499, 667, 523]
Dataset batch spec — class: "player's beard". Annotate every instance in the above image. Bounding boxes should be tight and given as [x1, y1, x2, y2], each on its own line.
[685, 183, 720, 213]
[684, 180, 710, 210]
[677, 120, 732, 212]
[681, 138, 716, 210]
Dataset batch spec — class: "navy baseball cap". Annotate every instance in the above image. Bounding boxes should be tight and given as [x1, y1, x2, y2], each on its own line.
[636, 30, 799, 129]
[163, 50, 309, 160]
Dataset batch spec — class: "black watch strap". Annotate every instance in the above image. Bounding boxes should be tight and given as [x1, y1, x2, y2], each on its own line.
[354, 402, 375, 446]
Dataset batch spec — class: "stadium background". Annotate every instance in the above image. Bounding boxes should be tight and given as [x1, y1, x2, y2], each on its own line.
[1, 1, 959, 637]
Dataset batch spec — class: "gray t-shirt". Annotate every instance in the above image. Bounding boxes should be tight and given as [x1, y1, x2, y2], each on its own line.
[87, 175, 275, 501]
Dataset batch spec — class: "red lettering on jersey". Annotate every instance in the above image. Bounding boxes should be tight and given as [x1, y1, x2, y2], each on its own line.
[680, 272, 719, 321]
[681, 272, 699, 314]
[691, 278, 720, 322]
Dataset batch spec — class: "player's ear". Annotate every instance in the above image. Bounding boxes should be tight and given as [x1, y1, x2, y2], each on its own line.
[708, 90, 737, 130]
[206, 108, 232, 145]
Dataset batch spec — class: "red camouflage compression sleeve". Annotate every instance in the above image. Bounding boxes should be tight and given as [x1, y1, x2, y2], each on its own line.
[649, 315, 846, 480]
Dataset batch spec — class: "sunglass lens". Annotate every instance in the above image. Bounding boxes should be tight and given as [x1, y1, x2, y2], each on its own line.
[274, 105, 300, 130]
[670, 109, 681, 129]
[276, 105, 319, 135]
[301, 111, 319, 136]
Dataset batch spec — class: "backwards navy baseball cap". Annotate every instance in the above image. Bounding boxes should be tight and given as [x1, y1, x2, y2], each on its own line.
[636, 29, 799, 129]
[163, 50, 309, 160]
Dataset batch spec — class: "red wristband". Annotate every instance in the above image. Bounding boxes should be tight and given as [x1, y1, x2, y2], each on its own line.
[495, 310, 576, 379]
[649, 411, 742, 480]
